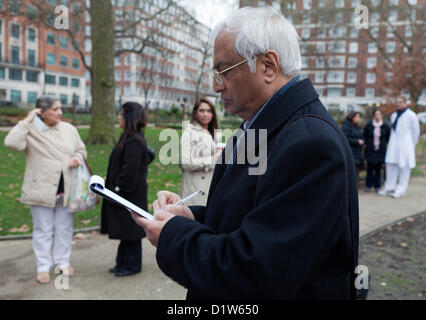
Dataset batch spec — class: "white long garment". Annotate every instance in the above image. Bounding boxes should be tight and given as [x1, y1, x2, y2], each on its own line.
[385, 109, 420, 169]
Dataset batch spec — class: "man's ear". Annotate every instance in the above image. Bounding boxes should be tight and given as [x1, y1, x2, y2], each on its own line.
[262, 50, 280, 84]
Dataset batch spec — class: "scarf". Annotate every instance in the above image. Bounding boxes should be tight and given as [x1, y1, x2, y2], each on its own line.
[392, 107, 408, 131]
[372, 119, 383, 151]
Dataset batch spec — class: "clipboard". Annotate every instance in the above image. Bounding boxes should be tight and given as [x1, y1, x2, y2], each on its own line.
[89, 175, 154, 220]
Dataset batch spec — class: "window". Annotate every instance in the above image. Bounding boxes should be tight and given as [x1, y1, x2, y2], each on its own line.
[371, 0, 381, 6]
[366, 73, 376, 84]
[10, 90, 21, 103]
[328, 57, 345, 68]
[72, 58, 80, 69]
[387, 26, 394, 38]
[335, 0, 344, 7]
[27, 28, 36, 42]
[316, 43, 325, 53]
[46, 33, 56, 45]
[347, 72, 357, 83]
[367, 57, 377, 68]
[10, 46, 20, 64]
[59, 56, 68, 67]
[27, 49, 36, 67]
[46, 53, 55, 65]
[368, 43, 378, 53]
[389, 10, 398, 22]
[303, 0, 312, 9]
[348, 57, 358, 68]
[9, 0, 21, 14]
[405, 26, 412, 37]
[71, 78, 80, 88]
[125, 71, 131, 81]
[316, 57, 325, 68]
[327, 88, 342, 97]
[27, 91, 37, 103]
[10, 23, 20, 38]
[365, 88, 375, 97]
[26, 71, 38, 82]
[350, 28, 358, 38]
[59, 76, 68, 86]
[45, 74, 56, 84]
[315, 72, 324, 83]
[319, 0, 326, 7]
[352, 0, 361, 7]
[125, 55, 131, 66]
[327, 71, 345, 83]
[115, 71, 121, 81]
[115, 56, 121, 66]
[346, 88, 356, 97]
[302, 57, 309, 68]
[389, 0, 398, 5]
[60, 94, 67, 105]
[0, 67, 5, 79]
[386, 42, 396, 53]
[301, 29, 310, 40]
[59, 36, 68, 48]
[349, 42, 359, 53]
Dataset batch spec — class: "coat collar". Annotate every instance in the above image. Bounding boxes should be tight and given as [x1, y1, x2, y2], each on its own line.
[248, 77, 319, 137]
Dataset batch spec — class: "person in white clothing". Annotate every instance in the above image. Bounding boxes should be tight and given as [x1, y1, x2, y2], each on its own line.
[378, 96, 420, 198]
[4, 96, 87, 284]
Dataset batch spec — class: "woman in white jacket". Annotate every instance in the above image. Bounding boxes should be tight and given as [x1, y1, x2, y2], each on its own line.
[4, 96, 87, 284]
[180, 98, 222, 206]
[378, 96, 420, 198]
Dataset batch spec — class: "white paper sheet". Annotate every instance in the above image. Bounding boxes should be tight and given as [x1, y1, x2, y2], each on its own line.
[89, 175, 154, 220]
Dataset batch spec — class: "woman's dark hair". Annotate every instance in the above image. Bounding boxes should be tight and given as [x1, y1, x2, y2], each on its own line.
[36, 95, 58, 111]
[346, 111, 361, 124]
[371, 107, 381, 117]
[191, 97, 218, 138]
[118, 102, 147, 149]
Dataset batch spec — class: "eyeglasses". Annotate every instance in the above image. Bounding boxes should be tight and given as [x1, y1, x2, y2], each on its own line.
[211, 57, 253, 87]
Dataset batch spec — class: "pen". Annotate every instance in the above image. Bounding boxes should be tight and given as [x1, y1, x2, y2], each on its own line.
[175, 189, 202, 205]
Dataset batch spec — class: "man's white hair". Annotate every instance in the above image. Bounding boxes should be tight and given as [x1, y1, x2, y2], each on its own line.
[210, 6, 302, 76]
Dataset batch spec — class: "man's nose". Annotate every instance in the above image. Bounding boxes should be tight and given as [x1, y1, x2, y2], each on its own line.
[213, 79, 224, 93]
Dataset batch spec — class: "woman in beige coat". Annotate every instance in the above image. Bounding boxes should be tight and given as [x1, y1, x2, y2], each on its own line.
[4, 96, 87, 284]
[180, 98, 222, 206]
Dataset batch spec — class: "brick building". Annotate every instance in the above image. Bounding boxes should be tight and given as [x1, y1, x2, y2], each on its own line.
[0, 1, 86, 108]
[0, 0, 216, 111]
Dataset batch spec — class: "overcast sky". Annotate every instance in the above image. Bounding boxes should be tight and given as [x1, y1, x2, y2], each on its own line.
[179, 0, 239, 28]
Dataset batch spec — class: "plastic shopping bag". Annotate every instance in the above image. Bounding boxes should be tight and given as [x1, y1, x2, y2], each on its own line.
[68, 159, 98, 213]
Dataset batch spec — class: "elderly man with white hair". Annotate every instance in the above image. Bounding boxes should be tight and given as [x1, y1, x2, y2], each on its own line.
[132, 6, 359, 299]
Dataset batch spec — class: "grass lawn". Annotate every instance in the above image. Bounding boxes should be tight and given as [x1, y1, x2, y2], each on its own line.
[0, 127, 182, 236]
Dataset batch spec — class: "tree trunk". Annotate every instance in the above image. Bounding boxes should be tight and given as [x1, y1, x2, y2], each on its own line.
[86, 0, 116, 145]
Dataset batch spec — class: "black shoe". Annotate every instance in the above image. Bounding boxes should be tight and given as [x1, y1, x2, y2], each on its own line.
[109, 267, 117, 273]
[114, 269, 140, 277]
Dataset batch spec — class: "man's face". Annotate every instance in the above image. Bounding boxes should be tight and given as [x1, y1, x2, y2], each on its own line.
[395, 97, 406, 110]
[212, 31, 265, 120]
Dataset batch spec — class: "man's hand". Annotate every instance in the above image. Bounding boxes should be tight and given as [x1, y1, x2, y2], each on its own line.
[154, 191, 195, 220]
[131, 210, 174, 247]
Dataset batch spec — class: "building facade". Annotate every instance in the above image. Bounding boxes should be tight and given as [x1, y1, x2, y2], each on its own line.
[239, 0, 425, 113]
[0, 0, 216, 111]
[0, 1, 86, 109]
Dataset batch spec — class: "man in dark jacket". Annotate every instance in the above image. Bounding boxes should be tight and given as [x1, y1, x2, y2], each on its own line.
[132, 6, 359, 299]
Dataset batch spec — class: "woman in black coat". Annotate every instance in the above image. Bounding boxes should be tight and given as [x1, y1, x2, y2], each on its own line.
[341, 111, 364, 183]
[363, 108, 390, 192]
[101, 102, 148, 277]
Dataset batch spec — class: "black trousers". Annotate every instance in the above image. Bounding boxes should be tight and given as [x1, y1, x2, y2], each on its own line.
[366, 162, 383, 190]
[116, 240, 142, 273]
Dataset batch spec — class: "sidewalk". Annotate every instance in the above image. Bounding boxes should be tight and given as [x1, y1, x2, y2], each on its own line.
[0, 176, 425, 300]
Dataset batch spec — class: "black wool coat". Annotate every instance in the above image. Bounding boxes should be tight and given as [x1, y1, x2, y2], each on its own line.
[155, 78, 359, 300]
[363, 120, 391, 164]
[101, 133, 147, 241]
[341, 120, 364, 167]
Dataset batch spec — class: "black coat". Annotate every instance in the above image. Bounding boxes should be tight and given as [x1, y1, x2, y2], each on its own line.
[341, 120, 364, 167]
[155, 78, 359, 299]
[101, 133, 147, 241]
[363, 120, 390, 164]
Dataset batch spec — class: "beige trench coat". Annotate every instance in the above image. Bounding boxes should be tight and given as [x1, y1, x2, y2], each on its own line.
[4, 120, 87, 208]
[179, 122, 219, 206]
